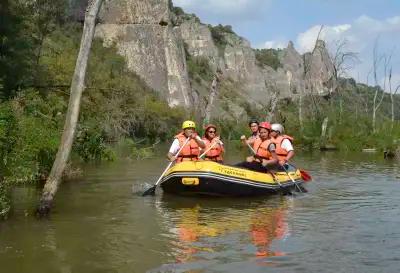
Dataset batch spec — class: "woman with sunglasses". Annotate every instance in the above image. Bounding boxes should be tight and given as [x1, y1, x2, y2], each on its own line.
[201, 124, 224, 163]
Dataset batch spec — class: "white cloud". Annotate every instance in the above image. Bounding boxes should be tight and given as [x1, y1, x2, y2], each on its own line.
[172, 0, 400, 85]
[297, 24, 352, 53]
[294, 15, 400, 83]
[173, 0, 272, 22]
[257, 40, 288, 49]
[296, 15, 400, 54]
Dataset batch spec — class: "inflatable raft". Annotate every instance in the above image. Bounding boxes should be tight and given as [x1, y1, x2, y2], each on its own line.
[160, 161, 305, 196]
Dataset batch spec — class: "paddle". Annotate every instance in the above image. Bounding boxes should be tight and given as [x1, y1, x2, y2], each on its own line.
[283, 164, 304, 193]
[248, 138, 312, 182]
[246, 142, 256, 154]
[199, 139, 223, 159]
[300, 169, 312, 182]
[287, 163, 312, 182]
[245, 141, 289, 192]
[142, 137, 191, 196]
[267, 170, 285, 190]
[245, 137, 308, 192]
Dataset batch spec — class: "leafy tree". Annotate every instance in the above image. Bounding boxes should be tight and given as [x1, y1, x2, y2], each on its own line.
[24, 0, 68, 65]
[0, 0, 34, 99]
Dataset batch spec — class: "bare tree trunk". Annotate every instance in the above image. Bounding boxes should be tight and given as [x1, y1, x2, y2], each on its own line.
[372, 103, 379, 133]
[37, 0, 104, 216]
[391, 96, 394, 129]
[371, 42, 391, 133]
[298, 95, 303, 133]
[298, 81, 304, 133]
[321, 117, 329, 140]
[389, 68, 400, 131]
[390, 85, 400, 130]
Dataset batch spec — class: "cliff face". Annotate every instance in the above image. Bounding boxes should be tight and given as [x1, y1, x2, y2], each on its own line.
[95, 0, 336, 119]
[95, 0, 191, 107]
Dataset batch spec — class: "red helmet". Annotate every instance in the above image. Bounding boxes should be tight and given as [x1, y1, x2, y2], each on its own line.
[259, 122, 271, 130]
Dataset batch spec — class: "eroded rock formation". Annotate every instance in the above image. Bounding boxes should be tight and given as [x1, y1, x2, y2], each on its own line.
[95, 0, 336, 119]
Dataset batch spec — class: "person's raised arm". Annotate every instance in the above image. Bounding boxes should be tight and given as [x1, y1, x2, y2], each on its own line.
[193, 134, 206, 149]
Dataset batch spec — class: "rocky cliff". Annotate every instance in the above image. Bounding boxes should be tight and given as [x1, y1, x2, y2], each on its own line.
[95, 0, 336, 120]
[95, 0, 191, 107]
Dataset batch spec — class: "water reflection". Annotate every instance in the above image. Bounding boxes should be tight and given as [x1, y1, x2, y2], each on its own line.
[2, 152, 400, 273]
[157, 196, 292, 266]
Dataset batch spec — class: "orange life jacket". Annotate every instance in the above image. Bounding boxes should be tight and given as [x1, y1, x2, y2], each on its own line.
[175, 132, 200, 162]
[248, 133, 259, 141]
[271, 135, 294, 161]
[202, 138, 224, 162]
[253, 138, 273, 160]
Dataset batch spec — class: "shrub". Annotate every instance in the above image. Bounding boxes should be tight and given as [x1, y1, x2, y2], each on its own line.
[4, 91, 62, 183]
[255, 48, 283, 71]
[74, 125, 116, 162]
[209, 24, 235, 56]
[186, 56, 214, 83]
[0, 181, 11, 220]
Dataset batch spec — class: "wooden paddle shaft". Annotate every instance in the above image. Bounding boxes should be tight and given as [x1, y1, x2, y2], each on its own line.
[154, 137, 191, 187]
[199, 140, 222, 159]
[246, 142, 256, 154]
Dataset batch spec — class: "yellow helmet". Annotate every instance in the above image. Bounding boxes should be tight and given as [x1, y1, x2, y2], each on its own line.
[182, 120, 196, 129]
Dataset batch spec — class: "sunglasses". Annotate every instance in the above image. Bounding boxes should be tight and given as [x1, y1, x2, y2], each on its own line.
[207, 130, 216, 133]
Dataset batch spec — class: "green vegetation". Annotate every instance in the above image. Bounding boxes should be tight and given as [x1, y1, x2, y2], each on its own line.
[1, 0, 400, 219]
[0, 1, 186, 219]
[169, 0, 200, 25]
[203, 76, 400, 153]
[168, 0, 183, 15]
[209, 24, 235, 56]
[0, 180, 10, 219]
[255, 48, 283, 70]
[186, 55, 214, 84]
[272, 82, 400, 152]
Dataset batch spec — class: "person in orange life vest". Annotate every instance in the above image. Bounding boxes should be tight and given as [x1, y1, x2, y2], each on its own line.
[167, 120, 206, 162]
[201, 124, 224, 163]
[240, 119, 259, 147]
[250, 208, 288, 257]
[269, 123, 294, 166]
[235, 122, 278, 172]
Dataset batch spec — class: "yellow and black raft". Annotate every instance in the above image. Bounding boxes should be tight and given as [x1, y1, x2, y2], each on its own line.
[160, 161, 304, 196]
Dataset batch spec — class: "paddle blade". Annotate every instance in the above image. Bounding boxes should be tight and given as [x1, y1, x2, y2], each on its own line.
[142, 185, 156, 196]
[300, 170, 312, 182]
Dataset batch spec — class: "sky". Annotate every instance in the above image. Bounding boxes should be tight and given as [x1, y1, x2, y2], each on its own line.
[173, 0, 400, 89]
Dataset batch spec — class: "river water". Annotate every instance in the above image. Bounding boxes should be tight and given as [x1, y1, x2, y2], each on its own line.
[1, 150, 400, 273]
